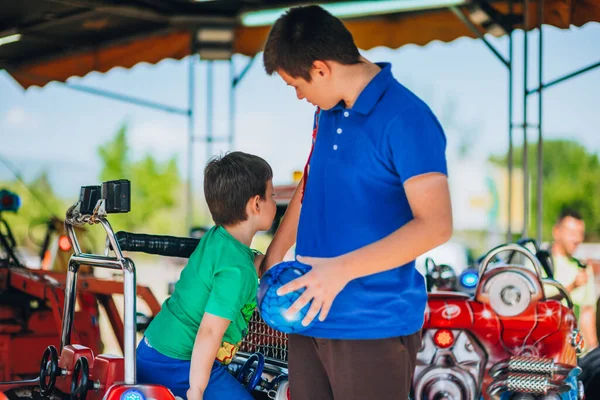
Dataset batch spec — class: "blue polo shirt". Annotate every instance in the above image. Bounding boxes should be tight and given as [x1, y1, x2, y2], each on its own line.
[296, 62, 447, 339]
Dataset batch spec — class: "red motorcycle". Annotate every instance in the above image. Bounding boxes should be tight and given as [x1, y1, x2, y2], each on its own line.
[1, 180, 275, 400]
[1, 181, 179, 400]
[413, 242, 585, 400]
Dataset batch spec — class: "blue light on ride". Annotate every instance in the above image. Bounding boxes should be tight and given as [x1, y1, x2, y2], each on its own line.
[0, 189, 20, 213]
[257, 260, 315, 334]
[460, 270, 478, 289]
[120, 389, 145, 400]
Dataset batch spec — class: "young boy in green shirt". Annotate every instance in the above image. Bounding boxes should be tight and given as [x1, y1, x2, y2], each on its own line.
[137, 151, 276, 400]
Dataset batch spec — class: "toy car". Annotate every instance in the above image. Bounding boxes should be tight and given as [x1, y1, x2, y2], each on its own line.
[413, 242, 585, 400]
[1, 180, 285, 400]
[0, 187, 161, 386]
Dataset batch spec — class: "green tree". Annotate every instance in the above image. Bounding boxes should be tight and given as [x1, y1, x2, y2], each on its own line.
[98, 124, 129, 181]
[1, 171, 67, 252]
[97, 123, 184, 235]
[490, 139, 600, 240]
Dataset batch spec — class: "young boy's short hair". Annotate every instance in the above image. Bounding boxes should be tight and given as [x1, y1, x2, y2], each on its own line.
[263, 5, 361, 81]
[204, 151, 273, 226]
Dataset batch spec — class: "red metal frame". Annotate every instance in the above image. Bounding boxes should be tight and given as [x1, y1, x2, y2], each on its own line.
[88, 354, 125, 400]
[54, 345, 96, 395]
[0, 266, 161, 382]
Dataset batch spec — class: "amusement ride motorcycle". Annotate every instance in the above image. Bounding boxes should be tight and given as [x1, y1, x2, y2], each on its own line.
[1, 180, 287, 400]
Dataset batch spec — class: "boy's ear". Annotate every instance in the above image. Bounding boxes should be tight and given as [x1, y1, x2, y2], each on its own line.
[255, 195, 261, 211]
[247, 195, 261, 216]
[312, 60, 332, 78]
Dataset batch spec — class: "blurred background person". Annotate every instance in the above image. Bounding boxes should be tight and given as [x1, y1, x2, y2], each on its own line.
[551, 208, 598, 351]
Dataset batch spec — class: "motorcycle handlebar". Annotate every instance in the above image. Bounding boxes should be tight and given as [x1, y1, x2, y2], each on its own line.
[114, 231, 199, 259]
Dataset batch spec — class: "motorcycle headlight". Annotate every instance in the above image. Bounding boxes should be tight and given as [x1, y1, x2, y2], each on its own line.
[487, 271, 533, 317]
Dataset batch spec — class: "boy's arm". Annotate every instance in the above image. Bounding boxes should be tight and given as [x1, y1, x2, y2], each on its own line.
[190, 264, 253, 398]
[187, 313, 230, 400]
[261, 177, 304, 276]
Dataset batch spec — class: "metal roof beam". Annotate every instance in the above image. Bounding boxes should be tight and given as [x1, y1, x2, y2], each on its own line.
[232, 55, 256, 89]
[450, 5, 510, 68]
[527, 60, 600, 94]
[63, 82, 191, 116]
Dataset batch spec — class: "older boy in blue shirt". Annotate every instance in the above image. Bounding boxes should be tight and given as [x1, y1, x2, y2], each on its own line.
[262, 5, 453, 399]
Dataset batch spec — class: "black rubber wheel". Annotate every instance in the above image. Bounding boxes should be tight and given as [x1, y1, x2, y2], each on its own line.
[39, 346, 59, 396]
[70, 357, 89, 400]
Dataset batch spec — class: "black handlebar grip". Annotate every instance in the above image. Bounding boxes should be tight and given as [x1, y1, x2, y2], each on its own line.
[114, 231, 200, 258]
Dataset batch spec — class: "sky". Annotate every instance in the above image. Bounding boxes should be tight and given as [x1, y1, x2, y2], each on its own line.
[1, 22, 599, 205]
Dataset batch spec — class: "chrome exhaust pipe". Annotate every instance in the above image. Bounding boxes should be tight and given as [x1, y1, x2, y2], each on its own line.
[489, 356, 575, 379]
[488, 373, 571, 398]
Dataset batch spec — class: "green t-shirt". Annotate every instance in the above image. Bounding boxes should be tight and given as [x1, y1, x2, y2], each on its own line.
[144, 225, 258, 363]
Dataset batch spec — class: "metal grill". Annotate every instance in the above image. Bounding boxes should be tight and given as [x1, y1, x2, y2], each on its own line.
[506, 373, 549, 394]
[508, 356, 554, 376]
[240, 309, 289, 362]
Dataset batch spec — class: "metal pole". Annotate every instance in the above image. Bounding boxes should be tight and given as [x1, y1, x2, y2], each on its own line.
[60, 261, 79, 350]
[527, 61, 600, 93]
[536, 0, 544, 244]
[207, 61, 214, 163]
[63, 84, 189, 116]
[229, 58, 235, 148]
[232, 55, 257, 89]
[507, 0, 514, 242]
[449, 6, 509, 67]
[522, 0, 530, 238]
[123, 260, 137, 384]
[187, 55, 195, 233]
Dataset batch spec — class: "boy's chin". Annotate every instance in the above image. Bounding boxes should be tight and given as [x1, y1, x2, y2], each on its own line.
[259, 224, 271, 232]
[318, 101, 339, 111]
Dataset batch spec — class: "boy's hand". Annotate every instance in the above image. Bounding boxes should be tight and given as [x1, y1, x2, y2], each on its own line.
[277, 255, 352, 326]
[186, 387, 203, 400]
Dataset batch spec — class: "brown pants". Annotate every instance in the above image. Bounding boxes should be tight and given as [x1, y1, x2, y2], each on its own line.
[288, 330, 421, 400]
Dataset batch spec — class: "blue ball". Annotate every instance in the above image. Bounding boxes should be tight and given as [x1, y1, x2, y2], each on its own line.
[257, 260, 315, 334]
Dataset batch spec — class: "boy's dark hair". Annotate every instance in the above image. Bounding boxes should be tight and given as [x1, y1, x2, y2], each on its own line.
[204, 152, 273, 226]
[557, 207, 583, 224]
[263, 5, 361, 81]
